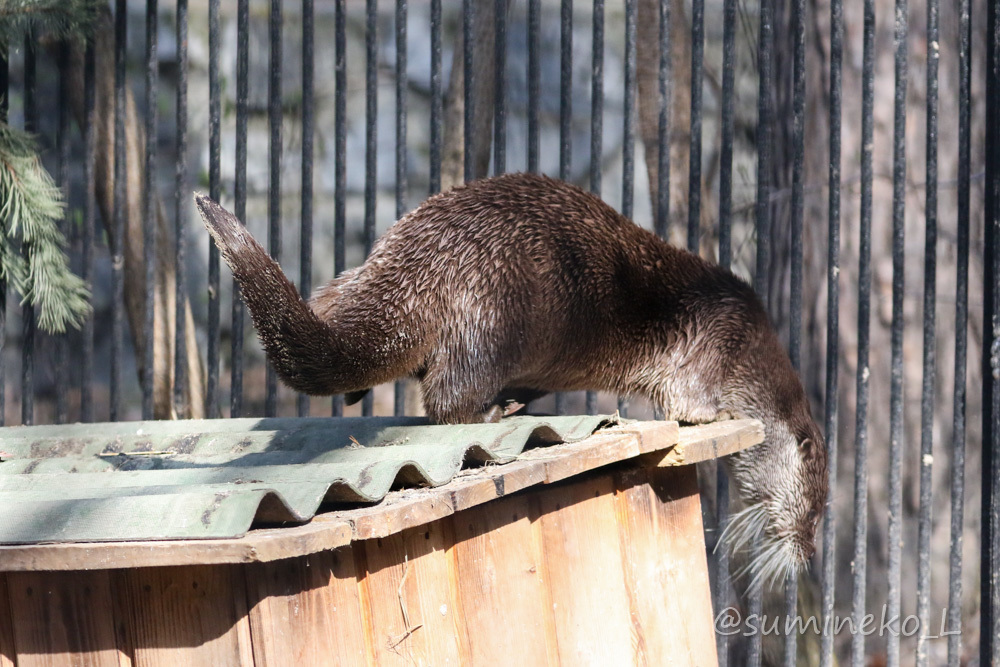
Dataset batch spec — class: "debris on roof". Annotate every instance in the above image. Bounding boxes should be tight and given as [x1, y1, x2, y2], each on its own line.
[0, 415, 616, 544]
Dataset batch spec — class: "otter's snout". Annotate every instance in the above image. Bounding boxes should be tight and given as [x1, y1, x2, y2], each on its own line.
[718, 418, 828, 590]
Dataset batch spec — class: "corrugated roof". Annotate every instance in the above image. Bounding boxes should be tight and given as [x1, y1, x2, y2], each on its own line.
[0, 415, 615, 545]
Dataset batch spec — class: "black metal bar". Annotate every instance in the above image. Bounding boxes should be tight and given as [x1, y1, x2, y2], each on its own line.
[713, 467, 729, 662]
[687, 0, 704, 255]
[747, 537, 763, 667]
[783, 576, 797, 666]
[555, 0, 573, 417]
[494, 0, 507, 176]
[55, 42, 71, 424]
[590, 0, 603, 197]
[748, 1, 773, 661]
[916, 0, 939, 660]
[111, 0, 127, 422]
[618, 0, 636, 420]
[718, 0, 735, 270]
[142, 0, 158, 420]
[715, 0, 735, 640]
[207, 0, 221, 419]
[81, 43, 96, 424]
[982, 0, 1000, 660]
[430, 0, 442, 194]
[332, 0, 346, 417]
[527, 0, 540, 173]
[586, 0, 603, 416]
[716, 8, 737, 596]
[363, 0, 378, 417]
[395, 0, 408, 211]
[265, 0, 283, 418]
[395, 0, 407, 417]
[715, 0, 735, 595]
[947, 0, 972, 661]
[0, 45, 6, 427]
[299, 0, 315, 418]
[850, 0, 875, 661]
[823, 0, 843, 661]
[174, 0, 189, 419]
[754, 0, 773, 312]
[785, 0, 806, 658]
[365, 0, 378, 252]
[886, 0, 909, 658]
[622, 0, 635, 223]
[789, 0, 804, 375]
[232, 0, 249, 418]
[21, 38, 36, 426]
[655, 0, 670, 240]
[463, 0, 474, 183]
[559, 0, 572, 181]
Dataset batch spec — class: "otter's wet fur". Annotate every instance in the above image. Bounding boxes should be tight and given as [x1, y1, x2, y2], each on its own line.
[195, 172, 827, 583]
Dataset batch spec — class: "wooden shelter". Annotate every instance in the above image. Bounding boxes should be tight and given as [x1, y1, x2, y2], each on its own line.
[0, 417, 762, 666]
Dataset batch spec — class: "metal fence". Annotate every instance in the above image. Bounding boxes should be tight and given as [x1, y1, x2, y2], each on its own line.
[0, 0, 996, 664]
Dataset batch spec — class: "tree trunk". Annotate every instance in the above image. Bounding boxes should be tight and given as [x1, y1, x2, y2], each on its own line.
[59, 11, 205, 419]
[635, 0, 693, 242]
[441, 1, 508, 190]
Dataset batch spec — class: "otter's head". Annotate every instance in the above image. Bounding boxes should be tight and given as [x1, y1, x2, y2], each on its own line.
[718, 352, 829, 590]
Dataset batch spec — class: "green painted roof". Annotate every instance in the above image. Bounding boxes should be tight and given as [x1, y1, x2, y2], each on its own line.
[0, 415, 615, 545]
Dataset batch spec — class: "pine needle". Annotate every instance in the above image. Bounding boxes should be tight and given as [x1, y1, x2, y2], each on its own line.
[0, 0, 102, 43]
[0, 123, 91, 333]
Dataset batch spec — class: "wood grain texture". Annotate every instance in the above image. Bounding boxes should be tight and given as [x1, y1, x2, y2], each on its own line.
[328, 547, 372, 666]
[231, 569, 256, 667]
[485, 458, 547, 496]
[358, 523, 461, 666]
[450, 494, 555, 666]
[649, 419, 764, 467]
[348, 493, 455, 542]
[6, 570, 121, 667]
[606, 420, 681, 454]
[517, 421, 679, 485]
[352, 545, 378, 666]
[108, 571, 136, 667]
[0, 575, 18, 667]
[445, 475, 500, 513]
[647, 465, 718, 664]
[533, 475, 636, 665]
[0, 516, 353, 572]
[119, 565, 251, 666]
[246, 548, 367, 667]
[614, 465, 718, 665]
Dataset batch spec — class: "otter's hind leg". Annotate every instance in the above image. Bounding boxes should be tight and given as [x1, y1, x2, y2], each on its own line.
[421, 369, 506, 423]
[488, 387, 549, 417]
[345, 389, 370, 405]
[419, 342, 518, 424]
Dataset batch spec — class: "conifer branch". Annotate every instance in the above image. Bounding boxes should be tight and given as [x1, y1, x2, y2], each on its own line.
[0, 0, 101, 43]
[0, 123, 90, 333]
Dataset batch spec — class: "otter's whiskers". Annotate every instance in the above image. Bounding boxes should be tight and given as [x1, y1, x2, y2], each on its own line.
[719, 502, 802, 592]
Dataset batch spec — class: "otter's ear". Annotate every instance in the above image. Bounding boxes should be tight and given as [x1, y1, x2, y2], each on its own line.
[798, 438, 814, 454]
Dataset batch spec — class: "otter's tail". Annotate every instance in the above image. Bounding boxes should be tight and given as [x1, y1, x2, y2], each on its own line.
[195, 194, 357, 396]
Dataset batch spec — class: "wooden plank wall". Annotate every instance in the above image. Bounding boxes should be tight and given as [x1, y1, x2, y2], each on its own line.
[0, 463, 717, 666]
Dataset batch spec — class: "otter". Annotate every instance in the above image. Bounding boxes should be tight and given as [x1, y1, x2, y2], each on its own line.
[195, 172, 827, 586]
